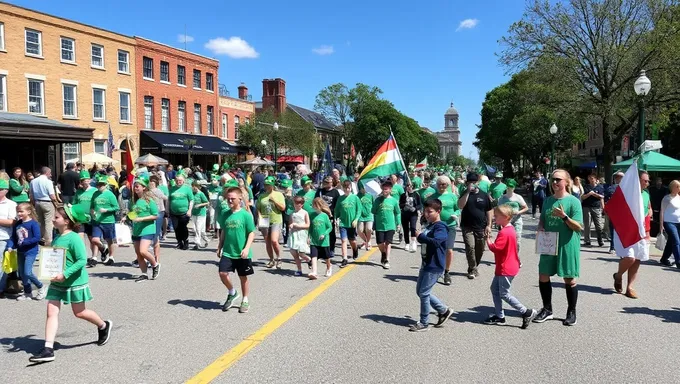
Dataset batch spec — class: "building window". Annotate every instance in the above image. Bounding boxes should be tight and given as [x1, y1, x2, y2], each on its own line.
[118, 50, 129, 73]
[0, 23, 4, 51]
[27, 79, 44, 115]
[119, 92, 130, 122]
[177, 65, 186, 85]
[0, 75, 6, 112]
[221, 114, 228, 138]
[160, 61, 169, 82]
[207, 106, 214, 135]
[193, 69, 201, 89]
[62, 84, 77, 118]
[94, 139, 106, 154]
[161, 99, 170, 131]
[143, 57, 153, 79]
[25, 29, 42, 56]
[63, 143, 79, 163]
[234, 115, 240, 140]
[144, 96, 154, 129]
[206, 73, 214, 91]
[92, 88, 106, 120]
[60, 37, 75, 63]
[91, 44, 104, 68]
[193, 104, 201, 133]
[178, 101, 186, 132]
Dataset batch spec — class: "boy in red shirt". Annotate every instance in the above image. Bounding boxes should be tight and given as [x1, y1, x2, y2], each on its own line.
[485, 205, 537, 328]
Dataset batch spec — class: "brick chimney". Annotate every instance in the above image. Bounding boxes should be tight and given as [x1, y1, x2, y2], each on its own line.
[238, 83, 248, 100]
[261, 78, 286, 116]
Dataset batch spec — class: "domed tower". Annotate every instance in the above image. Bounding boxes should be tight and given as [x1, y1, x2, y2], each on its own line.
[436, 102, 462, 158]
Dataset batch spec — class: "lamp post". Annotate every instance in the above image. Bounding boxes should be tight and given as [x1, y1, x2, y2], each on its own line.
[260, 139, 267, 159]
[549, 123, 558, 172]
[340, 137, 346, 174]
[182, 138, 197, 168]
[634, 70, 651, 154]
[273, 122, 279, 168]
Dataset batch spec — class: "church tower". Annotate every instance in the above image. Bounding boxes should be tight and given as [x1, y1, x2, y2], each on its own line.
[436, 103, 462, 158]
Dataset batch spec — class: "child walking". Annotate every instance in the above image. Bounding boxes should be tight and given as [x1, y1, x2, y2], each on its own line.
[7, 202, 44, 301]
[335, 180, 362, 268]
[410, 199, 452, 332]
[372, 180, 401, 269]
[191, 182, 209, 249]
[29, 205, 111, 363]
[130, 178, 161, 282]
[309, 198, 333, 279]
[287, 196, 311, 276]
[485, 205, 536, 328]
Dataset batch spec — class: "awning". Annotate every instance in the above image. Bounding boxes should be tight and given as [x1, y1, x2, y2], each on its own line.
[140, 131, 238, 155]
[265, 155, 304, 163]
[0, 112, 93, 142]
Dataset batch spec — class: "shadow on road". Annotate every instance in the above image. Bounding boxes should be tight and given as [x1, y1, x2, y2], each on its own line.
[452, 306, 496, 323]
[360, 314, 413, 327]
[621, 307, 680, 323]
[188, 259, 219, 266]
[167, 299, 221, 310]
[89, 272, 134, 280]
[0, 335, 96, 355]
[383, 274, 417, 283]
[554, 282, 614, 295]
[593, 257, 659, 267]
[353, 261, 382, 267]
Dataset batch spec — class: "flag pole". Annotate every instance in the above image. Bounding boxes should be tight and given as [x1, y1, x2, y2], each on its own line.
[389, 125, 410, 185]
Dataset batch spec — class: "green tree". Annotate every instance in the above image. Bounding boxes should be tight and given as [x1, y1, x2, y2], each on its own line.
[314, 83, 352, 128]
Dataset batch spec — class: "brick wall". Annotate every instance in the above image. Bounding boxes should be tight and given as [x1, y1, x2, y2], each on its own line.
[218, 95, 255, 141]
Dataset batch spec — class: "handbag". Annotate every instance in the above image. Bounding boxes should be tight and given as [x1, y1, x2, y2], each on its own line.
[655, 232, 666, 251]
[2, 250, 18, 274]
[115, 223, 133, 245]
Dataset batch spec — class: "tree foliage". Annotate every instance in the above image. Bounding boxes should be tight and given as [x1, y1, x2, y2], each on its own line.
[237, 108, 318, 158]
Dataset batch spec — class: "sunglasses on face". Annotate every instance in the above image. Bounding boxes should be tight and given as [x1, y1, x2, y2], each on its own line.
[551, 178, 563, 183]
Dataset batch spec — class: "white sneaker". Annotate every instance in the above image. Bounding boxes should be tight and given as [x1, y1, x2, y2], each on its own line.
[325, 267, 332, 277]
[34, 286, 47, 300]
[16, 293, 32, 301]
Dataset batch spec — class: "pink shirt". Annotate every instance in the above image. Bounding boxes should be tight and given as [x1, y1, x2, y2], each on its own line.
[487, 225, 520, 276]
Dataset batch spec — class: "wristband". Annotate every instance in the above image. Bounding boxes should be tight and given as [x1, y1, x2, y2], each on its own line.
[562, 215, 569, 222]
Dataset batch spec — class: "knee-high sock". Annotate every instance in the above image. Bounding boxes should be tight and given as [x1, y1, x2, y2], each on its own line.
[565, 284, 578, 311]
[539, 281, 552, 312]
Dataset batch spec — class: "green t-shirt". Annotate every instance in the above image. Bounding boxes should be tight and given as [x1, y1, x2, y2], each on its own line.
[334, 194, 362, 228]
[412, 176, 423, 189]
[358, 192, 374, 222]
[285, 195, 295, 216]
[642, 189, 650, 216]
[391, 183, 405, 200]
[169, 184, 194, 215]
[478, 179, 491, 194]
[431, 191, 460, 228]
[192, 190, 208, 216]
[498, 193, 527, 223]
[131, 198, 158, 237]
[371, 195, 401, 231]
[9, 179, 29, 203]
[419, 186, 436, 203]
[51, 231, 88, 288]
[159, 185, 169, 197]
[216, 198, 230, 226]
[457, 184, 466, 197]
[220, 208, 255, 259]
[91, 189, 119, 224]
[257, 191, 285, 224]
[540, 195, 583, 276]
[309, 212, 332, 247]
[296, 188, 317, 216]
[208, 184, 223, 200]
[490, 182, 507, 200]
[74, 187, 96, 217]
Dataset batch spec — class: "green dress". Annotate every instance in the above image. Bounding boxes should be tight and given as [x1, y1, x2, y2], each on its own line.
[9, 179, 30, 203]
[46, 231, 93, 304]
[538, 194, 583, 278]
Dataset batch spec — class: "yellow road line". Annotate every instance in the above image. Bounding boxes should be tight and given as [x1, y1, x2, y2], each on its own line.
[186, 247, 379, 384]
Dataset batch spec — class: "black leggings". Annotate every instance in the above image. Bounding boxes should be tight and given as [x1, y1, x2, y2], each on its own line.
[171, 214, 190, 244]
[532, 196, 545, 215]
[401, 211, 418, 244]
[329, 219, 336, 256]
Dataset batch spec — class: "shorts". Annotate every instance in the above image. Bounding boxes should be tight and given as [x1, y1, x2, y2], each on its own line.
[446, 227, 457, 250]
[92, 223, 116, 241]
[260, 223, 282, 233]
[644, 216, 651, 232]
[310, 245, 331, 259]
[376, 230, 395, 245]
[358, 221, 373, 233]
[339, 227, 357, 241]
[154, 214, 164, 242]
[132, 234, 155, 242]
[79, 223, 94, 236]
[219, 256, 254, 276]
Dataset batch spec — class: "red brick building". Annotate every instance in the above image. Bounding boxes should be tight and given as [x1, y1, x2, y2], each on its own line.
[218, 83, 255, 145]
[134, 37, 236, 167]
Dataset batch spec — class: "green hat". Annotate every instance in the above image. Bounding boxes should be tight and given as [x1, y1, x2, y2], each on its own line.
[170, 179, 176, 187]
[0, 179, 8, 190]
[225, 179, 239, 188]
[280, 179, 292, 189]
[79, 170, 90, 180]
[211, 174, 219, 181]
[506, 178, 517, 188]
[213, 164, 219, 171]
[135, 176, 149, 188]
[222, 163, 229, 170]
[264, 176, 277, 186]
[64, 204, 91, 224]
[496, 172, 504, 178]
[95, 174, 108, 185]
[340, 176, 348, 182]
[301, 176, 312, 185]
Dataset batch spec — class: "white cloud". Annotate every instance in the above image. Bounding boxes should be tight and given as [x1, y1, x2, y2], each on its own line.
[312, 45, 334, 55]
[204, 37, 259, 59]
[177, 34, 194, 43]
[456, 18, 479, 31]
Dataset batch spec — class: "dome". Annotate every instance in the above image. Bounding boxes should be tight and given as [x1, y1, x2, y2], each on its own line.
[445, 102, 458, 116]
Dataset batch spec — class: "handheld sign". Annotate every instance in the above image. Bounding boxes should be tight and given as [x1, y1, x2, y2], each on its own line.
[536, 231, 559, 256]
[127, 211, 138, 220]
[38, 247, 66, 280]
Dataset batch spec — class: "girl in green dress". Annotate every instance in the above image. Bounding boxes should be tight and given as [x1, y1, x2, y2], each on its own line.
[29, 205, 112, 364]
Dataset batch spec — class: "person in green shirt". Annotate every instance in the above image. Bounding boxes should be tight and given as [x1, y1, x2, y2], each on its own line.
[31, 204, 112, 364]
[280, 179, 295, 246]
[418, 176, 436, 203]
[73, 170, 96, 265]
[335, 180, 363, 267]
[9, 167, 30, 203]
[91, 175, 119, 266]
[357, 181, 375, 251]
[430, 175, 460, 286]
[217, 186, 256, 313]
[130, 178, 160, 282]
[296, 176, 317, 216]
[309, 197, 333, 279]
[169, 175, 194, 250]
[372, 180, 402, 269]
[207, 175, 223, 234]
[190, 182, 209, 250]
[498, 179, 528, 256]
[535, 169, 584, 327]
[411, 171, 423, 189]
[489, 174, 507, 204]
[257, 176, 286, 269]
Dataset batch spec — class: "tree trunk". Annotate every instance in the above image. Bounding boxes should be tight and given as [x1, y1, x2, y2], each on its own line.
[602, 118, 613, 180]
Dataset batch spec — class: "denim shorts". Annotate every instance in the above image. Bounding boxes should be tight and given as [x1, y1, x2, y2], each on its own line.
[78, 223, 94, 236]
[446, 227, 457, 250]
[92, 223, 116, 240]
[132, 234, 156, 242]
[339, 227, 357, 241]
[155, 214, 164, 237]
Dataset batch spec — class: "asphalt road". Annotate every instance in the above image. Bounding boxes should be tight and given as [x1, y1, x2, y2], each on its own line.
[2, 219, 679, 384]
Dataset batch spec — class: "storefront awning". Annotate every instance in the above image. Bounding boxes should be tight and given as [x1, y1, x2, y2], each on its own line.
[265, 155, 305, 164]
[0, 112, 93, 142]
[140, 131, 238, 155]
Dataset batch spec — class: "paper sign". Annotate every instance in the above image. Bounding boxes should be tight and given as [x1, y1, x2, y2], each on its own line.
[536, 231, 559, 256]
[258, 216, 270, 229]
[127, 211, 138, 220]
[38, 247, 66, 280]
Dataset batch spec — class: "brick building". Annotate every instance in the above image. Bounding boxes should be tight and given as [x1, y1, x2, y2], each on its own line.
[218, 83, 255, 145]
[0, 2, 137, 171]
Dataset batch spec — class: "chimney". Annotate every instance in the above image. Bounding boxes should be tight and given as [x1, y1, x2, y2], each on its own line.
[238, 83, 248, 100]
[261, 78, 287, 116]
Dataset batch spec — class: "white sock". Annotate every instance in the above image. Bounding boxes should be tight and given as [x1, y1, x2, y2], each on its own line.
[98, 322, 106, 330]
[45, 341, 54, 348]
[242, 296, 248, 303]
[229, 288, 236, 295]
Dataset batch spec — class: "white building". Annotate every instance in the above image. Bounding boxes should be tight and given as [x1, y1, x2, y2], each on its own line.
[435, 103, 462, 157]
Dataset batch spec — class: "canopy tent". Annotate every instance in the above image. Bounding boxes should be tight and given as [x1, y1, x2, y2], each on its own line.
[135, 153, 168, 166]
[612, 151, 680, 172]
[237, 157, 275, 167]
[81, 152, 118, 165]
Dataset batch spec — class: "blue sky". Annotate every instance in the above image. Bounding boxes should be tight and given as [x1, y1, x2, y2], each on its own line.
[11, 0, 527, 159]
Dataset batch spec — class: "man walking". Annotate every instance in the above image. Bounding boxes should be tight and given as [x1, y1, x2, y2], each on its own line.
[458, 173, 493, 279]
[30, 167, 57, 246]
[531, 171, 548, 219]
[58, 162, 80, 205]
[581, 174, 605, 247]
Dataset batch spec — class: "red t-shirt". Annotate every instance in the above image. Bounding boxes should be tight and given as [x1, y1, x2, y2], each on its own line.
[487, 225, 520, 276]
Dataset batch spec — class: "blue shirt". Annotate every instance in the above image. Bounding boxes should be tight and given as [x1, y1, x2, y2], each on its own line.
[583, 183, 605, 208]
[532, 177, 548, 199]
[604, 183, 618, 203]
[29, 175, 55, 201]
[417, 221, 448, 273]
[6, 219, 41, 258]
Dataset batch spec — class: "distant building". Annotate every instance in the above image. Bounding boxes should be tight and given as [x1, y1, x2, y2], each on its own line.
[218, 83, 255, 146]
[434, 103, 462, 158]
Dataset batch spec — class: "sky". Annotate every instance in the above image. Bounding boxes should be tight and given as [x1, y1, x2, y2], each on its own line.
[9, 0, 528, 160]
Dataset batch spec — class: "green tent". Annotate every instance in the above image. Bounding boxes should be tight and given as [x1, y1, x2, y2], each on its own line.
[612, 151, 680, 172]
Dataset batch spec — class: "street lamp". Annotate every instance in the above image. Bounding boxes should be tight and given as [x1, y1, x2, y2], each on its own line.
[340, 137, 346, 173]
[634, 70, 651, 154]
[549, 123, 558, 172]
[182, 138, 197, 168]
[273, 122, 279, 167]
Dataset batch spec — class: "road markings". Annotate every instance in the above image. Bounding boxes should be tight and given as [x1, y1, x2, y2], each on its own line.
[186, 247, 379, 384]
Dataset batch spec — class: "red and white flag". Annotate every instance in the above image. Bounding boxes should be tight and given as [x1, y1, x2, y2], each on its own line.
[604, 162, 649, 259]
[414, 157, 428, 171]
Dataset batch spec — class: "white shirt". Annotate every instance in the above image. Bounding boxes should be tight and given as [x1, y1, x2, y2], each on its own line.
[662, 194, 680, 224]
[0, 197, 17, 241]
[30, 174, 55, 201]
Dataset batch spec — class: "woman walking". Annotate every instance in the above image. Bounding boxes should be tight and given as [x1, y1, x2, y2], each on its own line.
[257, 176, 286, 269]
[169, 175, 194, 250]
[400, 183, 423, 253]
[498, 179, 528, 255]
[659, 180, 680, 268]
[130, 178, 160, 282]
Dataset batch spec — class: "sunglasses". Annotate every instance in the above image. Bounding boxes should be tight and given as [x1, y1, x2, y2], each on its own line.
[551, 178, 563, 183]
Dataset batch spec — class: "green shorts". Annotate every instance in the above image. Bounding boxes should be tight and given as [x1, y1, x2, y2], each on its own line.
[538, 254, 580, 278]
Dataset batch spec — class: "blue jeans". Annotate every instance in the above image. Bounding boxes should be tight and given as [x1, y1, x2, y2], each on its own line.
[0, 240, 8, 292]
[663, 222, 680, 265]
[416, 267, 448, 325]
[491, 276, 526, 318]
[17, 251, 43, 294]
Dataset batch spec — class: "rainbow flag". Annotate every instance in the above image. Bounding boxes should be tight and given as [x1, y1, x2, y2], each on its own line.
[359, 134, 406, 181]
